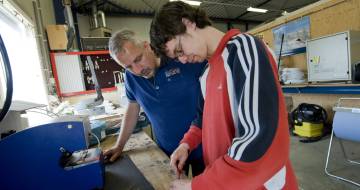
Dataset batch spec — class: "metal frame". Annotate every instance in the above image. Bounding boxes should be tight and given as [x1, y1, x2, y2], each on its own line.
[325, 97, 360, 187]
[282, 85, 360, 94]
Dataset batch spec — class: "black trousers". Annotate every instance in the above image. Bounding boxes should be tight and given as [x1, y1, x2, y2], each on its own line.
[183, 157, 205, 177]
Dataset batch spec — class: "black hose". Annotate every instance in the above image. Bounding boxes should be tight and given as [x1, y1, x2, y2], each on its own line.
[0, 34, 13, 122]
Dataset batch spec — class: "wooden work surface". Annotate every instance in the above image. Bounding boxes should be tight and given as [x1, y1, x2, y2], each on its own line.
[101, 131, 176, 190]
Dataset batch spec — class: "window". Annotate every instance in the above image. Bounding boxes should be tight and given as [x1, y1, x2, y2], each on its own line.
[0, 1, 47, 105]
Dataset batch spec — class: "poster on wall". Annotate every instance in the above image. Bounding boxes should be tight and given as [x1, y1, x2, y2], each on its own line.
[80, 54, 124, 91]
[273, 16, 310, 56]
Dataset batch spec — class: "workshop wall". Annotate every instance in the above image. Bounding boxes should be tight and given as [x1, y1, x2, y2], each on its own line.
[76, 15, 252, 40]
[12, 0, 56, 28]
[77, 15, 152, 41]
[248, 0, 360, 120]
[73, 15, 253, 105]
[248, 0, 360, 70]
[4, 1, 258, 108]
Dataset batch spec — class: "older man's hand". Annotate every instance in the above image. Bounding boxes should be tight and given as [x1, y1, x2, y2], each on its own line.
[103, 145, 123, 163]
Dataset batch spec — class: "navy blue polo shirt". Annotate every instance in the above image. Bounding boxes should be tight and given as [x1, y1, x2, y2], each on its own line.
[124, 59, 205, 160]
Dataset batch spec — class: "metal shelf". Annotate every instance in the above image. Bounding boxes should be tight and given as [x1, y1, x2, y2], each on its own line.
[282, 83, 360, 94]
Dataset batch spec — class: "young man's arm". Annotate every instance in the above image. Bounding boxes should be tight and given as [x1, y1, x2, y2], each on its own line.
[180, 91, 204, 151]
[180, 61, 208, 151]
[191, 33, 297, 190]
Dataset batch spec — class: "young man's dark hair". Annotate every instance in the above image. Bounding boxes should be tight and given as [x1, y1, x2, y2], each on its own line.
[150, 1, 211, 57]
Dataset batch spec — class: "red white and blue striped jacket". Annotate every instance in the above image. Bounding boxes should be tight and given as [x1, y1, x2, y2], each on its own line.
[181, 29, 298, 190]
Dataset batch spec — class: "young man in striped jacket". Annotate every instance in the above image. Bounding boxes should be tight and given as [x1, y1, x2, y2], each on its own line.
[150, 1, 298, 190]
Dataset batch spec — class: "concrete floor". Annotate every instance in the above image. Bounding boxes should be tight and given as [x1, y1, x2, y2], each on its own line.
[290, 134, 360, 190]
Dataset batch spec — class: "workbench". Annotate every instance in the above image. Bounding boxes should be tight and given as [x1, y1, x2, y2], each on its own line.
[100, 131, 177, 190]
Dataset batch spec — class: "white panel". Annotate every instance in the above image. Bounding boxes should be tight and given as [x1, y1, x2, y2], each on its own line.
[307, 32, 355, 82]
[54, 54, 85, 94]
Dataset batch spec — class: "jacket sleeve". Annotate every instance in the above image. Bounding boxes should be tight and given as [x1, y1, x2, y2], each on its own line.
[181, 91, 204, 152]
[192, 33, 295, 190]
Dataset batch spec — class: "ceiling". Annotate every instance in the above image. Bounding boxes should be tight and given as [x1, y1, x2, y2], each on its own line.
[73, 0, 320, 25]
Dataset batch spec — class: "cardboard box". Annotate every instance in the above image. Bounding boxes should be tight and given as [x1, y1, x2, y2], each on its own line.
[46, 25, 68, 50]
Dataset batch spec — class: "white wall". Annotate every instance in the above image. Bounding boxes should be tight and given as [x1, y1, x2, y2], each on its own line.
[77, 15, 153, 41]
[212, 21, 228, 32]
[76, 14, 252, 41]
[233, 23, 257, 32]
[12, 0, 55, 26]
[77, 14, 91, 37]
[107, 16, 153, 41]
[212, 22, 256, 32]
[74, 15, 252, 104]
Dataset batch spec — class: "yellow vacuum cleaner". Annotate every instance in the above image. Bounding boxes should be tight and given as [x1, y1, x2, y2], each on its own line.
[291, 103, 327, 142]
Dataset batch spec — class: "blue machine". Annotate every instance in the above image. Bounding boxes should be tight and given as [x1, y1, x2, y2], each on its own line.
[0, 116, 105, 190]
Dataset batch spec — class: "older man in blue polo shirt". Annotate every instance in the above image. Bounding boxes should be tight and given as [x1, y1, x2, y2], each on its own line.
[104, 29, 205, 176]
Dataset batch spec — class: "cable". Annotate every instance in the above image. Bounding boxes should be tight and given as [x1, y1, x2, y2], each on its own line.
[26, 110, 54, 118]
[0, 34, 13, 123]
[32, 107, 59, 117]
[90, 131, 101, 149]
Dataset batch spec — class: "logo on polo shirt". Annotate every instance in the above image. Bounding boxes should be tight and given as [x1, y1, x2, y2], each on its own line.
[165, 68, 181, 78]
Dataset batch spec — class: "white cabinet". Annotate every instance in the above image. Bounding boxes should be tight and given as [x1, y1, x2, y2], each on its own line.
[307, 31, 360, 82]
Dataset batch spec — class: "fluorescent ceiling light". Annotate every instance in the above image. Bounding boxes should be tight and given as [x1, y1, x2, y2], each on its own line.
[170, 0, 202, 6]
[247, 7, 268, 13]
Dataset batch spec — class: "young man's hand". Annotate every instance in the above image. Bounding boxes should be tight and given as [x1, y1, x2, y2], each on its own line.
[103, 145, 123, 163]
[170, 179, 192, 190]
[170, 143, 190, 179]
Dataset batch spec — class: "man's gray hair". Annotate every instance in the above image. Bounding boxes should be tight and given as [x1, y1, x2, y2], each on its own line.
[108, 29, 140, 61]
